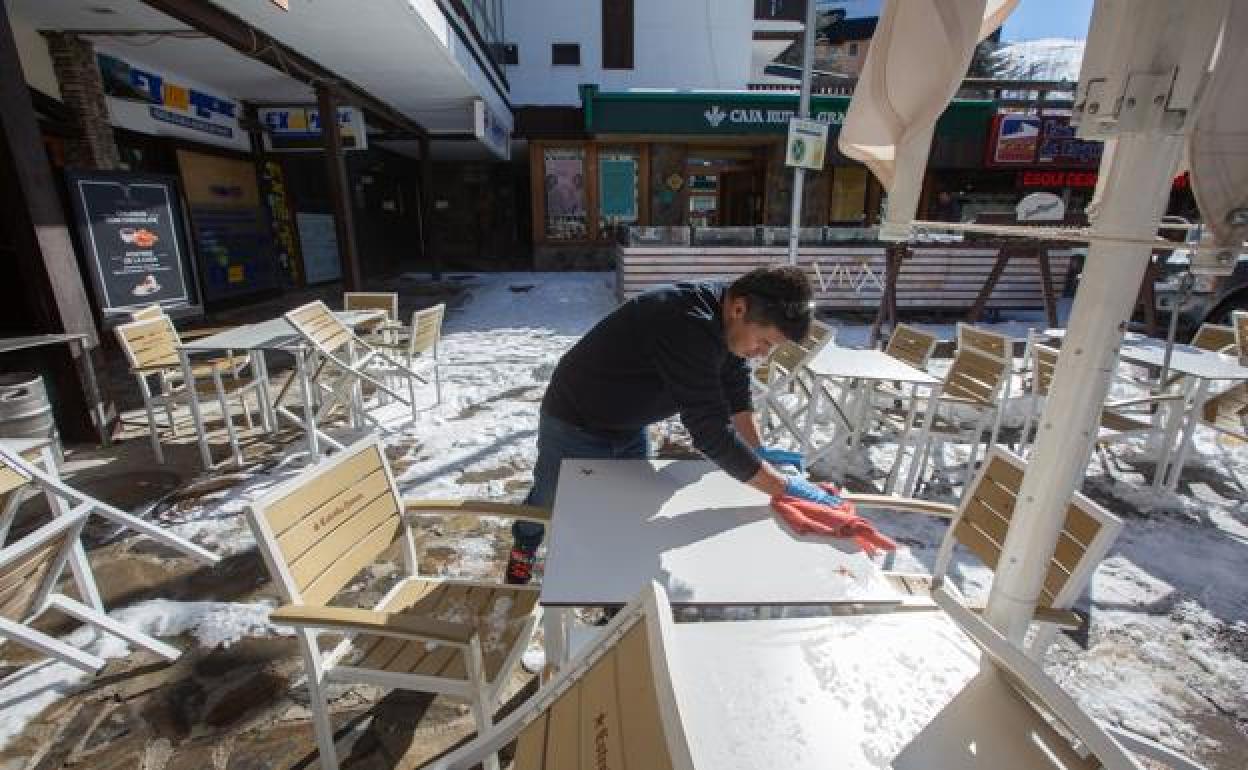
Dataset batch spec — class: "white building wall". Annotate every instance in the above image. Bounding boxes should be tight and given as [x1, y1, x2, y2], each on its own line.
[504, 0, 754, 105]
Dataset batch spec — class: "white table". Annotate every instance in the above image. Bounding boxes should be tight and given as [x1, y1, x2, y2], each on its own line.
[181, 310, 382, 463]
[668, 611, 981, 769]
[540, 458, 902, 666]
[805, 345, 943, 494]
[1044, 329, 1248, 490]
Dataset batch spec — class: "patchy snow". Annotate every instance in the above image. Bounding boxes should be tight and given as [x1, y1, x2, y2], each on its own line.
[3, 272, 1245, 766]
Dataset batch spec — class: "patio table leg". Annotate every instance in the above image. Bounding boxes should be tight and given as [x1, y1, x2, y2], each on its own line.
[802, 374, 822, 455]
[295, 347, 321, 460]
[179, 351, 214, 471]
[886, 382, 925, 494]
[903, 387, 941, 496]
[1163, 378, 1209, 492]
[542, 607, 570, 672]
[1151, 378, 1197, 490]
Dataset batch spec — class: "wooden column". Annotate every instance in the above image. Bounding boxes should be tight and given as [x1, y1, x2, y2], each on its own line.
[869, 243, 904, 347]
[317, 84, 362, 291]
[419, 133, 440, 280]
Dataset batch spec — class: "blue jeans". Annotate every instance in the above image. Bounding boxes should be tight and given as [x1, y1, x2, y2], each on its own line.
[513, 412, 649, 551]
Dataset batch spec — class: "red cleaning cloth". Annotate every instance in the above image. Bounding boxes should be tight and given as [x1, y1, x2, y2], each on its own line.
[771, 486, 897, 557]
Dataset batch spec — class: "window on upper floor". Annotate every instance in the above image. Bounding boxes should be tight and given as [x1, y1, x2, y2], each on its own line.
[552, 43, 581, 66]
[848, 42, 859, 56]
[500, 43, 519, 65]
[602, 0, 635, 69]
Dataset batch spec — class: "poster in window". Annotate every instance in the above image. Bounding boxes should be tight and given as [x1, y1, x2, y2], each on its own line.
[66, 170, 197, 317]
[599, 157, 638, 220]
[543, 148, 587, 239]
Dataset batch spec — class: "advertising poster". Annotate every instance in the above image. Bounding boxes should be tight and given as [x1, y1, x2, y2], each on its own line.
[176, 149, 280, 300]
[599, 156, 638, 220]
[544, 153, 586, 218]
[66, 171, 195, 315]
[296, 213, 342, 284]
[991, 115, 1042, 164]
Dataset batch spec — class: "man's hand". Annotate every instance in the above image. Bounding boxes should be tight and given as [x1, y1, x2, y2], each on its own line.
[755, 446, 805, 472]
[782, 476, 843, 507]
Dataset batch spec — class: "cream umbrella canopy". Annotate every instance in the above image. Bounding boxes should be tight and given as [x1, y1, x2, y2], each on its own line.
[838, 0, 1018, 240]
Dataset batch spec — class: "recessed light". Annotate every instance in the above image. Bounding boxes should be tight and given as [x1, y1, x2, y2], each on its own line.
[88, 6, 118, 14]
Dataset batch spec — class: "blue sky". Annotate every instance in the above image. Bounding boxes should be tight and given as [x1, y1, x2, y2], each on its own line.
[1000, 0, 1095, 41]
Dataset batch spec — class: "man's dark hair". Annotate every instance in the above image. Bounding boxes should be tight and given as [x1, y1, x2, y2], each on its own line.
[727, 266, 814, 343]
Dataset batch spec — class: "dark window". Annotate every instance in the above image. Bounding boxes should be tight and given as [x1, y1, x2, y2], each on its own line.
[501, 43, 519, 65]
[602, 0, 634, 69]
[552, 43, 581, 66]
[848, 42, 859, 56]
[754, 0, 807, 22]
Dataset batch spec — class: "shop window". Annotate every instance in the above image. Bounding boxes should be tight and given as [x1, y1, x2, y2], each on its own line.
[829, 166, 868, 223]
[552, 43, 581, 66]
[602, 0, 634, 69]
[598, 148, 639, 238]
[542, 147, 588, 239]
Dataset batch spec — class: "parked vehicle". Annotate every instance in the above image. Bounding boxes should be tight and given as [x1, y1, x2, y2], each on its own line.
[1151, 220, 1248, 337]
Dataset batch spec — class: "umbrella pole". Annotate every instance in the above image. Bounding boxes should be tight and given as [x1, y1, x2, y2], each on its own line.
[984, 132, 1185, 642]
[786, 0, 818, 266]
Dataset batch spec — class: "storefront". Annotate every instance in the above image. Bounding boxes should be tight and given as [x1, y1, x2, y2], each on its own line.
[527, 87, 994, 268]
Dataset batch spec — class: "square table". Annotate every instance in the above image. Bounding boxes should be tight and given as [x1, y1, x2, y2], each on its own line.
[804, 344, 943, 495]
[667, 611, 982, 769]
[1044, 329, 1248, 490]
[539, 458, 902, 667]
[181, 310, 383, 463]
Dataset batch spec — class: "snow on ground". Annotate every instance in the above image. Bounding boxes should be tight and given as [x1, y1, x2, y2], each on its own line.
[1, 272, 1245, 765]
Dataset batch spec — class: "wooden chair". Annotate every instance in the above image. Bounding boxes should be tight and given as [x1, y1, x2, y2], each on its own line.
[886, 323, 940, 369]
[129, 304, 248, 370]
[957, 323, 1014, 447]
[1018, 335, 1184, 468]
[114, 315, 269, 468]
[845, 446, 1122, 660]
[246, 437, 550, 770]
[879, 336, 1012, 492]
[285, 300, 429, 425]
[0, 493, 182, 674]
[422, 581, 694, 770]
[753, 320, 834, 444]
[369, 303, 448, 406]
[343, 291, 399, 340]
[897, 585, 1144, 770]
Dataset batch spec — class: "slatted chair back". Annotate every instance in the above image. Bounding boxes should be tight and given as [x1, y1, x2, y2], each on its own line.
[129, 304, 165, 322]
[754, 320, 829, 386]
[886, 323, 938, 369]
[431, 582, 694, 770]
[344, 289, 396, 321]
[286, 300, 353, 355]
[249, 440, 410, 608]
[1202, 382, 1248, 439]
[958, 323, 1011, 360]
[942, 344, 1010, 406]
[115, 316, 183, 372]
[1030, 341, 1060, 397]
[0, 510, 79, 624]
[409, 303, 446, 357]
[1234, 310, 1248, 358]
[0, 461, 30, 526]
[934, 447, 1121, 614]
[1191, 323, 1236, 353]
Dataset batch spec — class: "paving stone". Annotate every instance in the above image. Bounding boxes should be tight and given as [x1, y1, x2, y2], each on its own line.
[203, 671, 288, 727]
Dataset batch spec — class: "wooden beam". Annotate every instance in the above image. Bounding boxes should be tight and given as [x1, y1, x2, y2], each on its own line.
[968, 248, 1013, 322]
[318, 84, 362, 291]
[141, 0, 426, 137]
[1037, 248, 1059, 328]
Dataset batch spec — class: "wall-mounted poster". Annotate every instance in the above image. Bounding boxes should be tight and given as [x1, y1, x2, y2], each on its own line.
[296, 212, 342, 284]
[66, 170, 198, 318]
[175, 149, 280, 301]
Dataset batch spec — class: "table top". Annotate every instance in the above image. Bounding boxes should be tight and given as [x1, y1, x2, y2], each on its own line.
[1044, 328, 1248, 381]
[540, 459, 901, 607]
[0, 334, 89, 354]
[668, 612, 980, 769]
[806, 344, 941, 384]
[182, 310, 382, 352]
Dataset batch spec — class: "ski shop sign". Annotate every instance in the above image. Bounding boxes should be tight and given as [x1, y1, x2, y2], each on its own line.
[96, 53, 240, 145]
[257, 105, 369, 151]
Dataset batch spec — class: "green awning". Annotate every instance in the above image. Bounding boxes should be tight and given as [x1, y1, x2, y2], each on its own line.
[581, 85, 993, 140]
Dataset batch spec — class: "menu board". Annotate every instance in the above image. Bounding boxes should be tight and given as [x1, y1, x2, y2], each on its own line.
[66, 171, 196, 316]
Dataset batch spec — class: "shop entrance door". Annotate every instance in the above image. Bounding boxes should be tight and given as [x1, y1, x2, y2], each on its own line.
[719, 170, 760, 226]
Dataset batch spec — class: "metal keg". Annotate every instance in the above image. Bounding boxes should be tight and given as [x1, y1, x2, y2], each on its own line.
[0, 372, 59, 445]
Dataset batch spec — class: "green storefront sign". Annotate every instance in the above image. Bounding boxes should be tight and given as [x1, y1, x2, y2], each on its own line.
[581, 85, 993, 140]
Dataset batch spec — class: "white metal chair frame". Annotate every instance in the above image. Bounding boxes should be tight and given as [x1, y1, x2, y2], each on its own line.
[847, 445, 1122, 661]
[115, 315, 269, 469]
[246, 437, 551, 770]
[423, 581, 694, 770]
[284, 301, 430, 429]
[754, 319, 835, 445]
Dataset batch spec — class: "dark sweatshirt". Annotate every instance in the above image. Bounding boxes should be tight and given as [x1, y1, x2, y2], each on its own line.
[542, 282, 762, 482]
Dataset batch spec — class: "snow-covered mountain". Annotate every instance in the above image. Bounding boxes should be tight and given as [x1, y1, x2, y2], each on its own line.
[990, 38, 1085, 81]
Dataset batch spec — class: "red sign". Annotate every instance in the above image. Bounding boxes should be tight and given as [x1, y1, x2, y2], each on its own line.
[1018, 170, 1098, 188]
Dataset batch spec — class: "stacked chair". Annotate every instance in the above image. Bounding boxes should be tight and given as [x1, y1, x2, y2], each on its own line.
[753, 319, 834, 444]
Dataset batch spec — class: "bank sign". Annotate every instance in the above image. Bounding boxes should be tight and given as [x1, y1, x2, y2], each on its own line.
[586, 90, 851, 135]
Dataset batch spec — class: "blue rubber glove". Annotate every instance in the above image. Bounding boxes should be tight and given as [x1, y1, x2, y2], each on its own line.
[783, 476, 843, 507]
[756, 446, 806, 473]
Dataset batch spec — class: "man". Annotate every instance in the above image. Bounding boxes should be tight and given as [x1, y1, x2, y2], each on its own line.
[506, 265, 840, 584]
